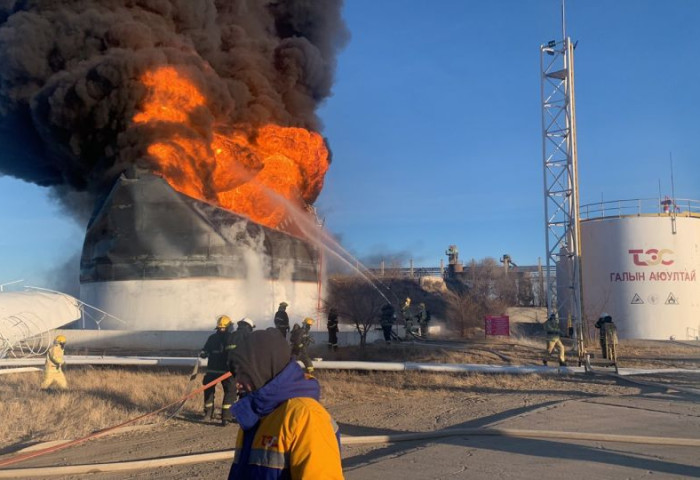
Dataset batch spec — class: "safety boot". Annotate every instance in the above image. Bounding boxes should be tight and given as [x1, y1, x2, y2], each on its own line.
[221, 408, 234, 426]
[202, 405, 214, 422]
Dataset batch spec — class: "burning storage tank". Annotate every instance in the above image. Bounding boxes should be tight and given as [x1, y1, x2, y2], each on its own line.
[80, 173, 321, 330]
[578, 198, 700, 340]
[0, 3, 349, 329]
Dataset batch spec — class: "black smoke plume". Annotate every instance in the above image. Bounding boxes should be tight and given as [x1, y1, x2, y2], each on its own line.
[0, 0, 348, 220]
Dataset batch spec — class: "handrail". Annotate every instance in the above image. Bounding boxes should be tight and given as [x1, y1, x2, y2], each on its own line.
[580, 197, 700, 220]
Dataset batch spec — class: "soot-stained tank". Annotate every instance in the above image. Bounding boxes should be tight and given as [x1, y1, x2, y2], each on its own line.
[80, 174, 321, 330]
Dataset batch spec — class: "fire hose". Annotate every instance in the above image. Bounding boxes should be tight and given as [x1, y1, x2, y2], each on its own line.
[0, 427, 699, 478]
[0, 370, 231, 469]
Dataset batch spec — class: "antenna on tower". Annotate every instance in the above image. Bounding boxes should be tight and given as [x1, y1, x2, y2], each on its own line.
[561, 0, 567, 42]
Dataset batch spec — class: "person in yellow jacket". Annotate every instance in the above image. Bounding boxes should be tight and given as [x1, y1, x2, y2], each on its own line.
[41, 335, 68, 390]
[542, 313, 567, 366]
[228, 328, 343, 479]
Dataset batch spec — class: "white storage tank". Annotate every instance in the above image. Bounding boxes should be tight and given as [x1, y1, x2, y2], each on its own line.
[579, 199, 700, 339]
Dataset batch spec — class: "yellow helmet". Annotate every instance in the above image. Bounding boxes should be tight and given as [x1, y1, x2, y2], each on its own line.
[216, 315, 232, 329]
[405, 297, 411, 304]
[54, 335, 66, 345]
[303, 317, 314, 326]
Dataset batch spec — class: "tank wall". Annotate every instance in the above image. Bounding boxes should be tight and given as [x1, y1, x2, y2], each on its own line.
[80, 278, 322, 330]
[580, 216, 700, 339]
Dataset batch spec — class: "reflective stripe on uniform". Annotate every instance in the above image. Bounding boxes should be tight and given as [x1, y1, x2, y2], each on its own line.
[248, 448, 289, 470]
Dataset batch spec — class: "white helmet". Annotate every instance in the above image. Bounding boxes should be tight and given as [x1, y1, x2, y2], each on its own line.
[240, 317, 255, 328]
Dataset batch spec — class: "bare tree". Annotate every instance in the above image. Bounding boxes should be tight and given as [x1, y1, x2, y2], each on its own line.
[327, 276, 385, 347]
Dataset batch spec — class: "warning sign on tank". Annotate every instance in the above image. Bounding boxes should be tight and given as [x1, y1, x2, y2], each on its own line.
[631, 294, 644, 304]
[665, 293, 679, 305]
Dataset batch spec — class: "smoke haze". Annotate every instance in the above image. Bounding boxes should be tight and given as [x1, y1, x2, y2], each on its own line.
[0, 0, 348, 221]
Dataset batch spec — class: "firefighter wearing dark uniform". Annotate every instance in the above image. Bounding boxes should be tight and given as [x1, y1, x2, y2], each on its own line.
[326, 308, 339, 351]
[417, 303, 430, 338]
[401, 297, 414, 339]
[291, 317, 315, 373]
[274, 302, 290, 339]
[380, 303, 395, 344]
[595, 313, 617, 360]
[200, 315, 237, 424]
[226, 317, 256, 365]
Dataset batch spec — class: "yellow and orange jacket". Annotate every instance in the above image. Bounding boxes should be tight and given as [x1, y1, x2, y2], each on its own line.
[44, 344, 64, 371]
[229, 362, 343, 479]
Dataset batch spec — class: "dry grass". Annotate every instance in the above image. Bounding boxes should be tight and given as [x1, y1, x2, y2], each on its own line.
[3, 337, 694, 450]
[0, 367, 203, 450]
[315, 369, 633, 404]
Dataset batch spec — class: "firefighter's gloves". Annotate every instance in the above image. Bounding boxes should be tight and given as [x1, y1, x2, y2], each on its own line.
[199, 351, 208, 359]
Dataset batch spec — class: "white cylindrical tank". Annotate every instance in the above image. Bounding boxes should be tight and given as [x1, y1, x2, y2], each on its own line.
[0, 290, 82, 357]
[580, 214, 700, 339]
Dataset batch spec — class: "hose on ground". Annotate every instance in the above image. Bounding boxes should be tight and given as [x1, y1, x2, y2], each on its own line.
[1, 428, 699, 478]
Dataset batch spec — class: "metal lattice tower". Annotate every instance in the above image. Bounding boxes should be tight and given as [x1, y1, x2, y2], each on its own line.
[539, 31, 583, 329]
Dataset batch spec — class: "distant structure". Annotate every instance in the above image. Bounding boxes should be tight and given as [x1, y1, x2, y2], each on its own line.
[445, 245, 463, 278]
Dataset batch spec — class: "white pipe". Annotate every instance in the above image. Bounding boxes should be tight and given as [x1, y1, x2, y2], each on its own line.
[2, 356, 700, 377]
[0, 367, 41, 375]
[1, 428, 699, 478]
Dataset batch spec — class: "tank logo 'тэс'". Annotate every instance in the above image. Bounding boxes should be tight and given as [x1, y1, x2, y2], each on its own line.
[628, 248, 674, 266]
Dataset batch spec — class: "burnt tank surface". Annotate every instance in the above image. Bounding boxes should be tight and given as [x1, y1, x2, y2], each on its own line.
[80, 174, 321, 330]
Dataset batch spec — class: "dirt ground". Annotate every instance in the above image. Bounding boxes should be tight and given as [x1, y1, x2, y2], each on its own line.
[1, 337, 699, 479]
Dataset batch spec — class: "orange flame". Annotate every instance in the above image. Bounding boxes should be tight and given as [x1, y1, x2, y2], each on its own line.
[132, 66, 329, 230]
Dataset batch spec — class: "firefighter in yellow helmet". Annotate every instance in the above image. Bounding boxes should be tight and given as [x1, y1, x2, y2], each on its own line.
[290, 317, 315, 373]
[199, 315, 237, 424]
[41, 335, 68, 390]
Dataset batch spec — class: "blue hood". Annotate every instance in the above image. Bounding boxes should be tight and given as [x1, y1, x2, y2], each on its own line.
[232, 361, 320, 431]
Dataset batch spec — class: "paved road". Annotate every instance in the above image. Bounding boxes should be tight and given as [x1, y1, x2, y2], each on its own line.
[342, 393, 700, 479]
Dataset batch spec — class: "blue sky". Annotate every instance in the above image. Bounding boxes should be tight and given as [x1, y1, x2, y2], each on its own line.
[1, 0, 699, 286]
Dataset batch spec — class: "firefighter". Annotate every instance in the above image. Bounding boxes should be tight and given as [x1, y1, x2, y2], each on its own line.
[379, 303, 395, 344]
[200, 315, 237, 425]
[543, 313, 566, 366]
[326, 308, 339, 351]
[226, 317, 256, 358]
[41, 335, 68, 390]
[290, 317, 315, 373]
[235, 317, 255, 336]
[595, 313, 617, 360]
[401, 297, 414, 339]
[417, 302, 431, 338]
[274, 302, 290, 339]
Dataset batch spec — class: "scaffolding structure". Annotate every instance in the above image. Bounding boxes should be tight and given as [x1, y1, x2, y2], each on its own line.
[539, 17, 583, 330]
